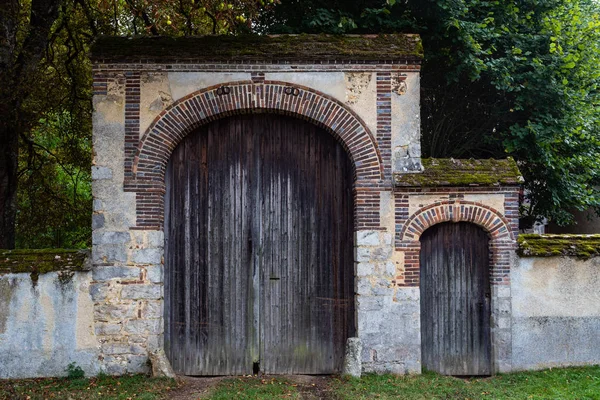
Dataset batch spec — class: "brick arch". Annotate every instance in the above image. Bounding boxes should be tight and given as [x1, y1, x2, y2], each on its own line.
[129, 80, 383, 181]
[397, 200, 516, 287]
[399, 200, 514, 242]
[125, 80, 384, 229]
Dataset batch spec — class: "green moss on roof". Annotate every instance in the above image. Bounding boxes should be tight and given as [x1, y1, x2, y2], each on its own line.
[518, 234, 600, 259]
[91, 34, 423, 62]
[394, 158, 523, 187]
[0, 249, 90, 275]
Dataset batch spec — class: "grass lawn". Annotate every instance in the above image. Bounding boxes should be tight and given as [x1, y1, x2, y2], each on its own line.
[0, 374, 176, 400]
[0, 365, 598, 399]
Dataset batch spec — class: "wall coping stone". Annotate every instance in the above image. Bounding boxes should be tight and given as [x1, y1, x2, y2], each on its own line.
[394, 158, 523, 187]
[518, 234, 600, 259]
[91, 34, 423, 63]
[0, 249, 91, 274]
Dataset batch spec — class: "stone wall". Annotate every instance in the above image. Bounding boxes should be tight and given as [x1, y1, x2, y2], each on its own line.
[512, 255, 600, 370]
[91, 38, 423, 375]
[0, 251, 99, 379]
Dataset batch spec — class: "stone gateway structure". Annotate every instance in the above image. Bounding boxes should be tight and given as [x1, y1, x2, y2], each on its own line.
[2, 35, 599, 379]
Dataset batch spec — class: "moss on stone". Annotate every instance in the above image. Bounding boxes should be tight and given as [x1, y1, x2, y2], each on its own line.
[394, 158, 523, 187]
[0, 249, 90, 275]
[518, 234, 600, 259]
[91, 34, 423, 62]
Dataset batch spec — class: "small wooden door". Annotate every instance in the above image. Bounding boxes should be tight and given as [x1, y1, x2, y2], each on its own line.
[164, 114, 355, 376]
[420, 222, 491, 376]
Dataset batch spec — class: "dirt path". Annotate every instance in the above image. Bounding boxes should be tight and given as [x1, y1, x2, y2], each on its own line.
[167, 375, 337, 400]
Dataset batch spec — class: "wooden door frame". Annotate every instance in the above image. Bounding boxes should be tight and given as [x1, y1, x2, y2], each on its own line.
[397, 200, 516, 374]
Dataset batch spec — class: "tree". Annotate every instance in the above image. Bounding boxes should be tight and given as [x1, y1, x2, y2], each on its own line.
[259, 0, 600, 226]
[1, 0, 276, 249]
[0, 0, 64, 249]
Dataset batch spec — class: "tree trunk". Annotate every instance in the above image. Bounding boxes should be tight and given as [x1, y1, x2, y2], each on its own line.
[0, 0, 63, 248]
[0, 107, 18, 249]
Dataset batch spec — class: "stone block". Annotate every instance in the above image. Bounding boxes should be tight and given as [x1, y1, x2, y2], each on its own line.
[121, 284, 162, 300]
[92, 214, 105, 230]
[371, 247, 393, 261]
[149, 349, 176, 378]
[146, 335, 162, 351]
[342, 337, 362, 378]
[145, 265, 163, 283]
[90, 283, 109, 301]
[357, 297, 385, 312]
[93, 266, 140, 282]
[92, 244, 127, 264]
[127, 355, 150, 374]
[124, 319, 161, 335]
[132, 248, 162, 265]
[102, 343, 131, 355]
[356, 248, 371, 262]
[104, 357, 127, 375]
[92, 166, 113, 180]
[356, 279, 372, 296]
[93, 199, 104, 211]
[93, 231, 131, 246]
[143, 301, 163, 319]
[382, 233, 393, 246]
[356, 263, 375, 276]
[146, 231, 165, 248]
[95, 322, 122, 335]
[356, 231, 380, 246]
[382, 262, 395, 277]
[94, 304, 137, 320]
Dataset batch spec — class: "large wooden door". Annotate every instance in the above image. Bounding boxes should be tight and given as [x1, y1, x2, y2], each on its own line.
[420, 222, 491, 376]
[164, 114, 355, 376]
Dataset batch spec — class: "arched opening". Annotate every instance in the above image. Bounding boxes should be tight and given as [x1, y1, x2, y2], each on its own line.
[419, 222, 491, 376]
[163, 113, 356, 375]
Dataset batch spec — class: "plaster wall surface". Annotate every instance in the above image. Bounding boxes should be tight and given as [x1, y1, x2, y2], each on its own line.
[0, 271, 99, 379]
[511, 256, 600, 370]
[392, 73, 421, 172]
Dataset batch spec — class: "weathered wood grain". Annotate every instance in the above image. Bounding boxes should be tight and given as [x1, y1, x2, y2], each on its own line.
[164, 114, 355, 375]
[420, 222, 491, 376]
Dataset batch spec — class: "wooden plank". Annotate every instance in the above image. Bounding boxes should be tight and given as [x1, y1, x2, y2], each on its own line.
[165, 114, 355, 375]
[420, 222, 491, 376]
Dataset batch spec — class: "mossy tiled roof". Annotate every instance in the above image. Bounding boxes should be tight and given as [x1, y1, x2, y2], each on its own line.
[91, 34, 423, 62]
[394, 158, 523, 187]
[0, 249, 90, 274]
[518, 234, 600, 259]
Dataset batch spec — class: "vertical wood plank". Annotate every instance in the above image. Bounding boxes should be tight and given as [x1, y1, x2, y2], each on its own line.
[420, 222, 491, 376]
[165, 114, 354, 375]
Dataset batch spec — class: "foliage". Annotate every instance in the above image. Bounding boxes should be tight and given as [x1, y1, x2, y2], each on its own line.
[2, 0, 275, 249]
[331, 366, 600, 399]
[65, 362, 85, 379]
[411, 0, 600, 226]
[260, 0, 600, 227]
[3, 0, 600, 247]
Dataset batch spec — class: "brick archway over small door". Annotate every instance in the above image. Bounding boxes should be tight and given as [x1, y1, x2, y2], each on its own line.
[397, 200, 516, 287]
[124, 80, 385, 230]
